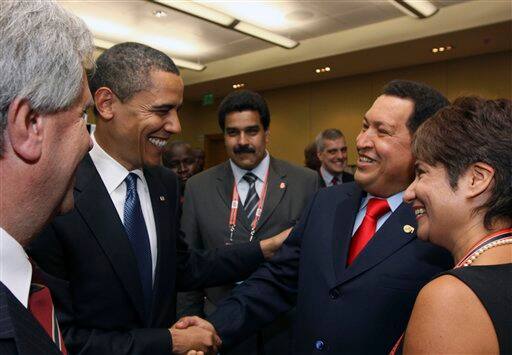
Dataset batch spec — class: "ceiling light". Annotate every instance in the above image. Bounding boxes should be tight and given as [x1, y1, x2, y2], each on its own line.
[232, 83, 245, 89]
[93, 38, 205, 71]
[153, 0, 236, 26]
[389, 0, 438, 19]
[153, 10, 167, 18]
[315, 66, 331, 74]
[234, 21, 298, 49]
[431, 44, 454, 54]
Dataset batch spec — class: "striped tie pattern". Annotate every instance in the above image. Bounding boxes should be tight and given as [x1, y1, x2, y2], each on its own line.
[243, 172, 259, 221]
[123, 173, 153, 317]
[29, 276, 67, 354]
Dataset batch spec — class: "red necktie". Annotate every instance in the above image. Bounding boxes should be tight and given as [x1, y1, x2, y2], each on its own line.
[331, 176, 339, 186]
[347, 198, 390, 265]
[29, 270, 68, 354]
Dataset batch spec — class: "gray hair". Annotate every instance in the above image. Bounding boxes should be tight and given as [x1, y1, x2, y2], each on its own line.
[88, 42, 180, 103]
[0, 0, 94, 155]
[315, 128, 345, 152]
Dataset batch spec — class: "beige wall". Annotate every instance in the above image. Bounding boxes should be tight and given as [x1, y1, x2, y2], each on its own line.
[176, 50, 512, 166]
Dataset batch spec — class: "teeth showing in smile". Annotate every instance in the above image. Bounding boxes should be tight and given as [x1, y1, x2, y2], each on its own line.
[359, 156, 374, 163]
[415, 208, 426, 216]
[149, 137, 167, 148]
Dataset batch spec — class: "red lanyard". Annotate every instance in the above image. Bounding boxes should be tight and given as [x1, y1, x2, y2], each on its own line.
[228, 169, 270, 243]
[389, 227, 512, 355]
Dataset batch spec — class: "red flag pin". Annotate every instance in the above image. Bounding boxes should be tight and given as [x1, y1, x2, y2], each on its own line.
[280, 182, 286, 189]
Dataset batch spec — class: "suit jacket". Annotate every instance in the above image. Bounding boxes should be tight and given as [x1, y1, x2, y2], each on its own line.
[0, 282, 61, 355]
[318, 170, 354, 188]
[209, 182, 453, 354]
[28, 154, 265, 355]
[179, 157, 319, 354]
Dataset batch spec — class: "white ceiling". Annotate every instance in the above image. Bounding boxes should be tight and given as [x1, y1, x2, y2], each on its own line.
[59, 0, 510, 85]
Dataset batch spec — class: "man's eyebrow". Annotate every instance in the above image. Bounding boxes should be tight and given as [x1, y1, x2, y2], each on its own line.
[151, 103, 178, 111]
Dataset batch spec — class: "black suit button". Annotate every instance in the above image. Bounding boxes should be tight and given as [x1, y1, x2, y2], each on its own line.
[329, 288, 340, 299]
[315, 340, 325, 351]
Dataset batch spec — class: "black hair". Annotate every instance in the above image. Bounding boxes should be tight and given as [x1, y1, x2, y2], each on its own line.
[217, 90, 270, 131]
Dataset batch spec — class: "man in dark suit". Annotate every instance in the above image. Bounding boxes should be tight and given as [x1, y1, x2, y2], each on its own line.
[28, 43, 286, 355]
[178, 90, 318, 354]
[180, 80, 454, 354]
[316, 128, 354, 187]
[0, 1, 95, 354]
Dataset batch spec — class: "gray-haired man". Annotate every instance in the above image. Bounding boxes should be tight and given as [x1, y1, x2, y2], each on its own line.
[0, 1, 94, 353]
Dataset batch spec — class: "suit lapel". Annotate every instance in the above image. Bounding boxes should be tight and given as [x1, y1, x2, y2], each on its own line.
[73, 155, 146, 323]
[144, 168, 174, 325]
[332, 187, 363, 281]
[336, 201, 417, 286]
[0, 282, 61, 355]
[254, 158, 287, 235]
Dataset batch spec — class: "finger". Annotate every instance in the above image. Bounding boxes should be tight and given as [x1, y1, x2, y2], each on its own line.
[174, 316, 197, 329]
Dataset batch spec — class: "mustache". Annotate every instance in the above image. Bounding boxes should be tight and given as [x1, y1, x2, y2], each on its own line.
[233, 145, 256, 154]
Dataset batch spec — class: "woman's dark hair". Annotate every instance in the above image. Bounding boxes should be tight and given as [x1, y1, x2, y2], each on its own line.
[412, 96, 512, 228]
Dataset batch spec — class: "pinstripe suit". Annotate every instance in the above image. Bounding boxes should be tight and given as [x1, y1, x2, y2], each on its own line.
[0, 282, 61, 355]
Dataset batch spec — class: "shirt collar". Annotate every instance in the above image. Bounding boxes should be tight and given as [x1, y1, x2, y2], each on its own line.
[90, 133, 145, 193]
[230, 151, 270, 184]
[320, 166, 338, 185]
[0, 228, 32, 307]
[360, 191, 404, 212]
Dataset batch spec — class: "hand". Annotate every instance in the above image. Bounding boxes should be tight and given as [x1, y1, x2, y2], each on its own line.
[171, 316, 221, 355]
[259, 227, 292, 260]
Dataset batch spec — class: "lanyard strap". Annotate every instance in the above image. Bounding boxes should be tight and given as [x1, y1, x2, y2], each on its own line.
[229, 169, 270, 242]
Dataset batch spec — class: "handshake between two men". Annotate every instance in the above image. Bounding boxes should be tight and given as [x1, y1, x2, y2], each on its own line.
[170, 316, 222, 355]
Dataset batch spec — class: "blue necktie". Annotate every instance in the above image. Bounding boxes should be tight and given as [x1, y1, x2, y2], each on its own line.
[123, 173, 152, 317]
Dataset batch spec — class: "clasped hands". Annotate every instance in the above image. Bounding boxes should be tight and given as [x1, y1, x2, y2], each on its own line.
[170, 316, 221, 355]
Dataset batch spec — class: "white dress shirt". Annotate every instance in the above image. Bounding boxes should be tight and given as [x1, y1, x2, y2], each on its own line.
[351, 191, 405, 236]
[0, 227, 32, 307]
[320, 166, 344, 187]
[89, 134, 157, 282]
[229, 152, 270, 205]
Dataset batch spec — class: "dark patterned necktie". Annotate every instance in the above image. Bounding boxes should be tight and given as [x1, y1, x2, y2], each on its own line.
[29, 269, 67, 354]
[123, 173, 153, 316]
[243, 172, 259, 221]
[331, 176, 339, 186]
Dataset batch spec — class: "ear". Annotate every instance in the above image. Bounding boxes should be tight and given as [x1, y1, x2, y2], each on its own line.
[7, 98, 44, 162]
[94, 87, 115, 120]
[464, 162, 495, 198]
[264, 129, 270, 144]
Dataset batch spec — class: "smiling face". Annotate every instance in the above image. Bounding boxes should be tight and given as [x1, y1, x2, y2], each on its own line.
[224, 110, 269, 170]
[318, 137, 348, 175]
[354, 95, 415, 197]
[404, 160, 465, 246]
[106, 70, 183, 170]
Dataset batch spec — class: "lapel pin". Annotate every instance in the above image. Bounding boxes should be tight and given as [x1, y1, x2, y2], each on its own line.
[159, 196, 166, 202]
[279, 182, 286, 189]
[403, 225, 415, 234]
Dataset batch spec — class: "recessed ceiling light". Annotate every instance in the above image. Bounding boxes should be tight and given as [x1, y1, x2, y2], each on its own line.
[232, 83, 245, 89]
[315, 66, 331, 74]
[431, 44, 454, 54]
[153, 10, 167, 18]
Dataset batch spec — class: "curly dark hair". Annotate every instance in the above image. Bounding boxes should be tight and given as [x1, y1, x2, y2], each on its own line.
[217, 90, 270, 131]
[412, 96, 512, 228]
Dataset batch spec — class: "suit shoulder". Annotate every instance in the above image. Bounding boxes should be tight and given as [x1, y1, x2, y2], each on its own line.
[272, 158, 317, 180]
[187, 163, 227, 186]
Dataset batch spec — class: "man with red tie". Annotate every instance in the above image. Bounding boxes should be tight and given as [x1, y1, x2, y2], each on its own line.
[180, 80, 454, 354]
[0, 1, 95, 354]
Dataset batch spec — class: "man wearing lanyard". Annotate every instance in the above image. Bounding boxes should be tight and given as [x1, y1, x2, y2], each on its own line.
[179, 80, 453, 354]
[316, 128, 354, 187]
[179, 90, 319, 354]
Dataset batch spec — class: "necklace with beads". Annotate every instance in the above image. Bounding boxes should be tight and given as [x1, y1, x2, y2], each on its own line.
[455, 228, 512, 268]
